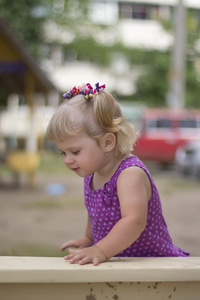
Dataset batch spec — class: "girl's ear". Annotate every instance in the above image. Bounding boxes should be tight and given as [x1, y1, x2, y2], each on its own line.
[101, 133, 116, 153]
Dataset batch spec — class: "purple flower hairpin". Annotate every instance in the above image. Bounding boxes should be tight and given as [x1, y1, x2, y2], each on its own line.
[63, 82, 106, 100]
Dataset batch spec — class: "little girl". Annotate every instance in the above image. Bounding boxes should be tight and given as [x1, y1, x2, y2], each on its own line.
[47, 82, 189, 266]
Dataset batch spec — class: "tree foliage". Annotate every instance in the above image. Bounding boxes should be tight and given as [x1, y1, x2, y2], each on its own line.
[0, 0, 46, 56]
[132, 51, 170, 107]
[0, 0, 90, 57]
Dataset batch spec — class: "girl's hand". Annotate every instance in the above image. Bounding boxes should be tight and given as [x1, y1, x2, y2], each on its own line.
[64, 245, 107, 266]
[61, 235, 93, 252]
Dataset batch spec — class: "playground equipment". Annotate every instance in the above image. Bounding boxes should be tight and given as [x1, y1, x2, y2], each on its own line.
[0, 16, 57, 187]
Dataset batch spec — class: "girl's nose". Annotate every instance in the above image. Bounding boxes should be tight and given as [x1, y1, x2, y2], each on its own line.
[64, 155, 74, 165]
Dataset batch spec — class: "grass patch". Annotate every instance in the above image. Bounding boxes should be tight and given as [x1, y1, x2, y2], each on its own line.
[0, 241, 68, 257]
[22, 196, 83, 209]
[0, 163, 10, 174]
[64, 196, 84, 207]
[170, 179, 199, 190]
[154, 173, 200, 196]
[22, 198, 67, 209]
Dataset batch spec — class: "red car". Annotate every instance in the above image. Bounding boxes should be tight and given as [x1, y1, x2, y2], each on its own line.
[133, 108, 200, 165]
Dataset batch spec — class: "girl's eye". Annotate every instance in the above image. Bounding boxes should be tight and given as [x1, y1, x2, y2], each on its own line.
[60, 151, 66, 156]
[72, 150, 80, 155]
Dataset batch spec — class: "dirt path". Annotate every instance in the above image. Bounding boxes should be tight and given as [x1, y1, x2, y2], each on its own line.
[0, 169, 199, 256]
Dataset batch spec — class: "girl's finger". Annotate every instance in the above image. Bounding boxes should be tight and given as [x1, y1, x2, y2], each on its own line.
[64, 254, 74, 260]
[68, 248, 80, 255]
[93, 257, 100, 266]
[79, 256, 91, 265]
[61, 240, 81, 251]
[61, 245, 68, 251]
[69, 254, 84, 264]
[61, 242, 73, 251]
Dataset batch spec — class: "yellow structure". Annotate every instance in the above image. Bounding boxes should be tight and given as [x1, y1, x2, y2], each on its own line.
[6, 151, 40, 186]
[0, 16, 57, 186]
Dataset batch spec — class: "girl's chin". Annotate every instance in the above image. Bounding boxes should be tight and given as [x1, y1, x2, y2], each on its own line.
[74, 169, 93, 177]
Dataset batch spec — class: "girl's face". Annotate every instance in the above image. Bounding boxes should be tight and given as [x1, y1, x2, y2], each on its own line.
[55, 130, 107, 177]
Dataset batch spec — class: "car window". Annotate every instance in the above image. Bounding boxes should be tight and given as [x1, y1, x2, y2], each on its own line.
[146, 118, 171, 130]
[157, 119, 171, 129]
[179, 119, 197, 129]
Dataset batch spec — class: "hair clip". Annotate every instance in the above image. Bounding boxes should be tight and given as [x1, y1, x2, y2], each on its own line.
[63, 82, 106, 100]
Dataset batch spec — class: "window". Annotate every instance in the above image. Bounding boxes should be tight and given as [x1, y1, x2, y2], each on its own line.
[119, 3, 133, 19]
[132, 4, 146, 19]
[118, 2, 171, 21]
[146, 118, 171, 130]
[179, 119, 197, 129]
[157, 118, 171, 129]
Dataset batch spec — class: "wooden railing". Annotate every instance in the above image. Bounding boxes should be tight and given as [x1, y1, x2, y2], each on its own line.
[0, 256, 200, 300]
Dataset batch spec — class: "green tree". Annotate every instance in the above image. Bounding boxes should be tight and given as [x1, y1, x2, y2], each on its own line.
[0, 0, 46, 56]
[0, 0, 90, 57]
[159, 8, 200, 108]
[132, 51, 170, 107]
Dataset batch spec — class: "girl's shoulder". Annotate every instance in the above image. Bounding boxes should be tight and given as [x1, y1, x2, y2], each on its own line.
[115, 156, 153, 202]
[114, 155, 148, 177]
[112, 155, 153, 186]
[84, 156, 152, 192]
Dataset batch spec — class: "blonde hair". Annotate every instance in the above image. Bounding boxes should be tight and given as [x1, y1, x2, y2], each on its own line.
[46, 91, 137, 157]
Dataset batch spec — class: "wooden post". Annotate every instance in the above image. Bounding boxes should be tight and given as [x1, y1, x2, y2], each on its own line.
[25, 70, 37, 187]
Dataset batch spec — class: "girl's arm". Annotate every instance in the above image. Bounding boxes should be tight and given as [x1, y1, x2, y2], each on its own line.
[95, 166, 150, 258]
[65, 166, 151, 265]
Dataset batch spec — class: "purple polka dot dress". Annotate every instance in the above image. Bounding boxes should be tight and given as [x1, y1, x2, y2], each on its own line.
[84, 156, 189, 257]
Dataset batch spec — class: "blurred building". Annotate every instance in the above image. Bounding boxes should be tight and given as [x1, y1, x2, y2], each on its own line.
[42, 0, 200, 94]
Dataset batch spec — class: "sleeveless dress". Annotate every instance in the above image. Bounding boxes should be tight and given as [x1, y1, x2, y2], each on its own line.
[84, 156, 189, 257]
